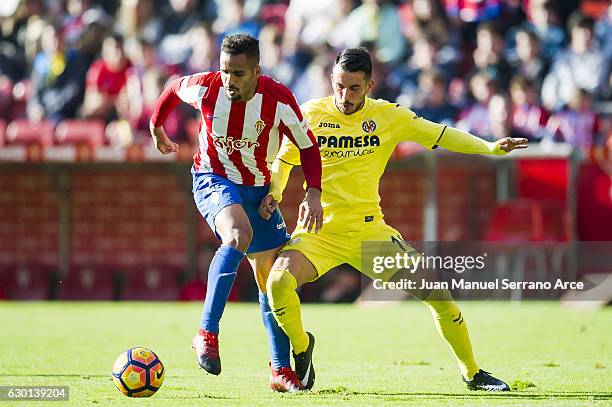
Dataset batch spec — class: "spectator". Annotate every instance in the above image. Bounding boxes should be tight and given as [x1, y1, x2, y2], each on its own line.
[214, 0, 260, 40]
[456, 71, 498, 137]
[471, 21, 514, 89]
[487, 93, 523, 141]
[27, 22, 87, 123]
[509, 27, 549, 87]
[116, 68, 179, 145]
[74, 6, 113, 66]
[115, 0, 164, 45]
[546, 88, 600, 151]
[398, 0, 460, 48]
[258, 23, 294, 87]
[162, 0, 213, 36]
[292, 53, 334, 104]
[183, 22, 218, 74]
[159, 0, 215, 65]
[509, 76, 549, 141]
[62, 0, 92, 47]
[592, 115, 612, 175]
[389, 31, 457, 105]
[8, 0, 46, 73]
[82, 33, 131, 121]
[595, 3, 612, 60]
[121, 38, 170, 131]
[412, 69, 458, 126]
[284, 0, 354, 56]
[444, 0, 502, 24]
[524, 0, 565, 59]
[334, 0, 405, 65]
[541, 11, 610, 111]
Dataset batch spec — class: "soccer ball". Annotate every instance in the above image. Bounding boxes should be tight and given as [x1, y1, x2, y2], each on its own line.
[111, 347, 165, 397]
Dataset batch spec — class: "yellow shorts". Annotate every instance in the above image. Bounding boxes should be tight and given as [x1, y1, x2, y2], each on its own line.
[279, 221, 418, 281]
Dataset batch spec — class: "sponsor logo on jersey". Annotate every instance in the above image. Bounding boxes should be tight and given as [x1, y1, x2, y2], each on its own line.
[212, 136, 260, 154]
[316, 134, 380, 159]
[362, 119, 377, 133]
[317, 135, 380, 148]
[318, 122, 341, 129]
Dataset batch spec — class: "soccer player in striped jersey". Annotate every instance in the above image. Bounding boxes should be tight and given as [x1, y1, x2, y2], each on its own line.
[150, 34, 322, 390]
[260, 48, 528, 392]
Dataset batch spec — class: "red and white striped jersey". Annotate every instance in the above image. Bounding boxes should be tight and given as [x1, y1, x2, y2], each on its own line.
[160, 72, 317, 186]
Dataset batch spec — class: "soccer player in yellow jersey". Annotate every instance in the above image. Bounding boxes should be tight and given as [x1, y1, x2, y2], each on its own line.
[259, 48, 527, 392]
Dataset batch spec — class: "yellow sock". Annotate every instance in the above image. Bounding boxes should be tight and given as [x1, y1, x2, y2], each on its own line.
[267, 268, 309, 354]
[423, 293, 479, 380]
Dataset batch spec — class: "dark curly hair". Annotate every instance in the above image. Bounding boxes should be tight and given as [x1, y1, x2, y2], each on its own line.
[221, 33, 260, 63]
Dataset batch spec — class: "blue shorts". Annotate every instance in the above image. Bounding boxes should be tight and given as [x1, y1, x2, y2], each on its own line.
[192, 169, 290, 254]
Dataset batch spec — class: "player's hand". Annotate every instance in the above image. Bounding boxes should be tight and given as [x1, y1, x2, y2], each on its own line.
[258, 193, 278, 220]
[298, 188, 323, 233]
[150, 124, 179, 154]
[497, 137, 528, 153]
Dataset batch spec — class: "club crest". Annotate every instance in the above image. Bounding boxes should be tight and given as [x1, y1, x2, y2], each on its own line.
[362, 119, 376, 133]
[254, 119, 266, 135]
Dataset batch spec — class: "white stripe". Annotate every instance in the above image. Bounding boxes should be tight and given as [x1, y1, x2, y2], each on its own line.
[278, 102, 313, 149]
[242, 93, 266, 186]
[197, 127, 211, 172]
[266, 126, 280, 165]
[211, 89, 242, 183]
[177, 76, 207, 106]
[267, 101, 282, 162]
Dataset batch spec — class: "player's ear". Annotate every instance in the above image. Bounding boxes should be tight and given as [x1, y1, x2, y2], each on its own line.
[366, 79, 374, 94]
[253, 63, 261, 78]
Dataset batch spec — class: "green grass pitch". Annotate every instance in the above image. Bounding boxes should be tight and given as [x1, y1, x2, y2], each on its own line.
[0, 301, 611, 406]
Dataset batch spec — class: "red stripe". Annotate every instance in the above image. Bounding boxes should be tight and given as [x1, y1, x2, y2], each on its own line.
[226, 101, 255, 185]
[279, 121, 296, 146]
[200, 80, 226, 177]
[254, 91, 276, 184]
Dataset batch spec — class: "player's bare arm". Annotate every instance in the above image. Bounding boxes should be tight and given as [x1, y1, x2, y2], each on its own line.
[149, 122, 179, 155]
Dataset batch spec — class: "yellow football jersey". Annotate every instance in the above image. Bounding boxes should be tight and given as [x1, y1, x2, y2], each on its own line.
[276, 96, 447, 233]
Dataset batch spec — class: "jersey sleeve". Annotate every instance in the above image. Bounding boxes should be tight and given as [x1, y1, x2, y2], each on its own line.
[278, 92, 316, 149]
[174, 72, 210, 109]
[150, 72, 210, 127]
[391, 104, 447, 149]
[275, 135, 301, 165]
[278, 93, 321, 191]
[85, 60, 102, 89]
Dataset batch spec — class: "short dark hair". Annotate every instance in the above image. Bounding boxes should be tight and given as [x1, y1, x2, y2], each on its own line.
[104, 32, 124, 48]
[568, 11, 595, 33]
[334, 48, 372, 79]
[221, 33, 260, 62]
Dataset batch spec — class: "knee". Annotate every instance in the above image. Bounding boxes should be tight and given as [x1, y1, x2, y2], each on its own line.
[223, 225, 253, 252]
[266, 268, 297, 300]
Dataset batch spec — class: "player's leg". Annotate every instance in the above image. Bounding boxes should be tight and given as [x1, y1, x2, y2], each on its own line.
[267, 249, 318, 389]
[411, 277, 509, 391]
[354, 224, 509, 391]
[267, 229, 347, 390]
[242, 187, 306, 392]
[191, 172, 252, 375]
[267, 249, 317, 353]
[247, 249, 304, 392]
[246, 248, 291, 371]
[201, 203, 253, 329]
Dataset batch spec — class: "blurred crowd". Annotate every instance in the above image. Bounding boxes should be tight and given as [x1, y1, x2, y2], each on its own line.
[0, 0, 611, 156]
